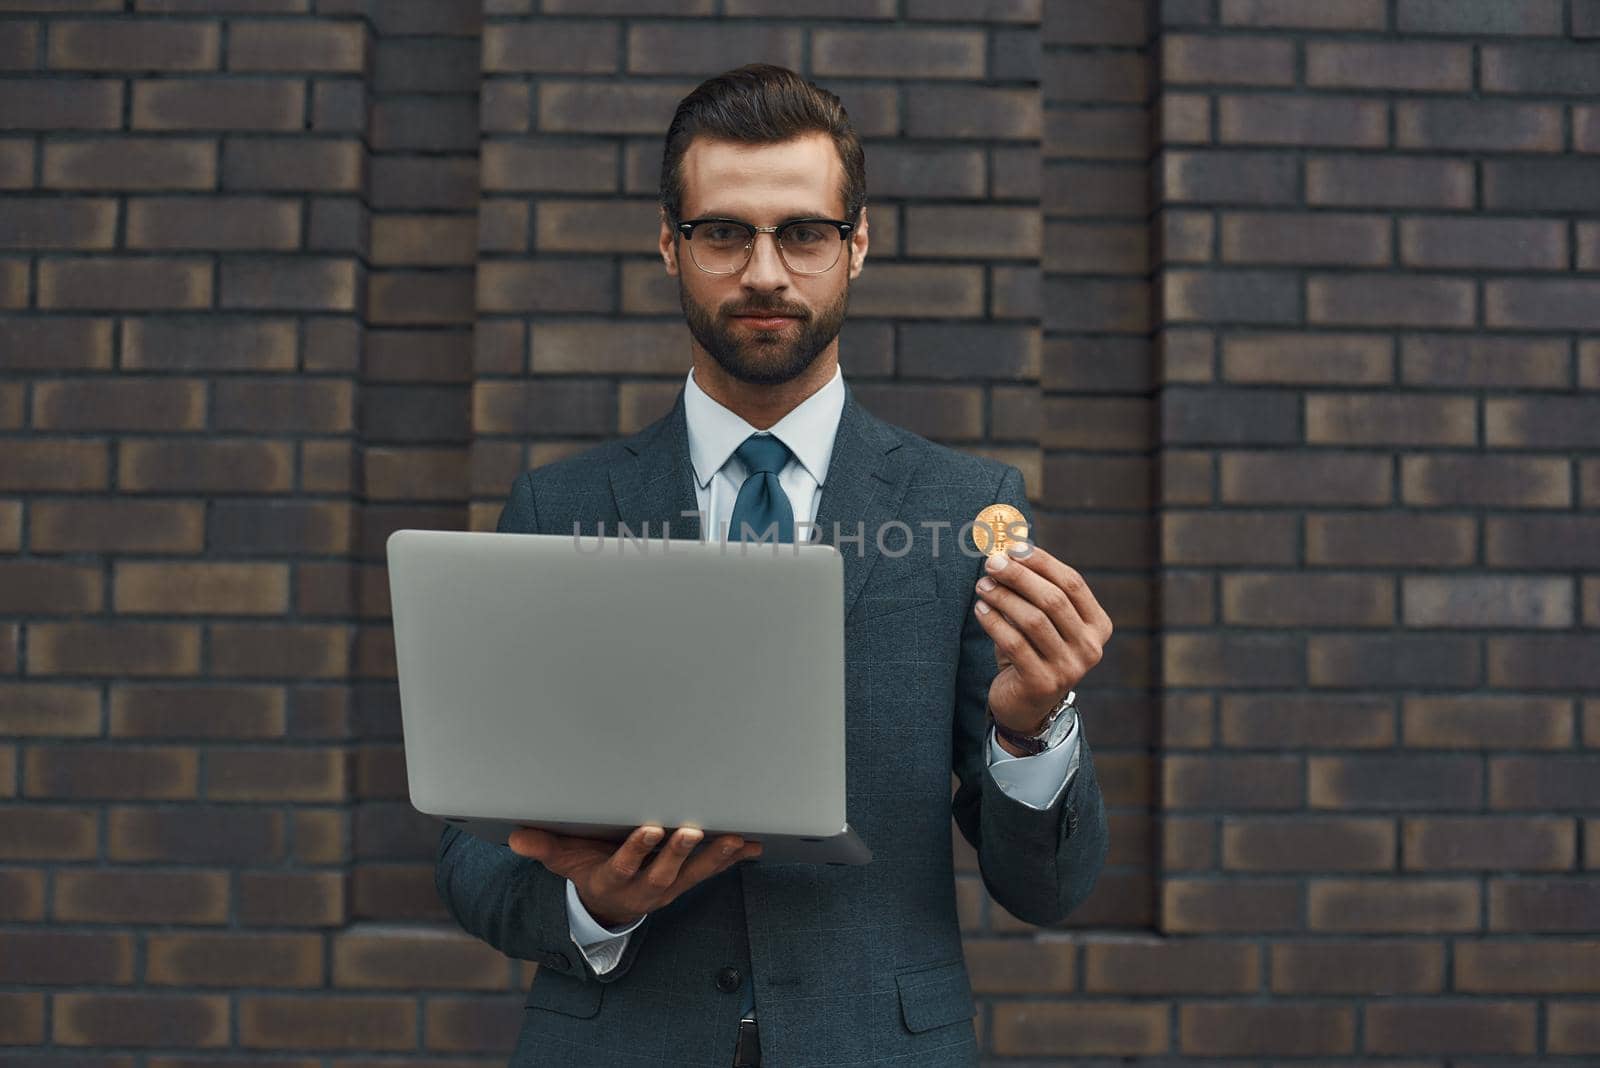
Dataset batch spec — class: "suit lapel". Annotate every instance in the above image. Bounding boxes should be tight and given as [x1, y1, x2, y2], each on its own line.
[608, 377, 917, 624]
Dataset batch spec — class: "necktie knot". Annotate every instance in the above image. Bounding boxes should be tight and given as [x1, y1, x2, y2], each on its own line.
[735, 433, 792, 477]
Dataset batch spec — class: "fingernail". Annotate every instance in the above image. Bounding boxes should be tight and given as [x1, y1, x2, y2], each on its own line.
[722, 843, 737, 857]
[1008, 541, 1032, 557]
[987, 553, 1008, 571]
[977, 577, 996, 592]
[976, 602, 990, 615]
[642, 829, 662, 845]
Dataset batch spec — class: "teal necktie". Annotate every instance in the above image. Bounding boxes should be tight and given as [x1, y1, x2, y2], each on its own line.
[725, 433, 793, 1017]
[727, 434, 794, 544]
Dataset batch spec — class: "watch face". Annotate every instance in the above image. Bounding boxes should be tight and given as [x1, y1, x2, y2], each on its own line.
[1043, 707, 1077, 747]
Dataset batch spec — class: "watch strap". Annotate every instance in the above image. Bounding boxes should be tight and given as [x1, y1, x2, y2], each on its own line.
[989, 690, 1076, 756]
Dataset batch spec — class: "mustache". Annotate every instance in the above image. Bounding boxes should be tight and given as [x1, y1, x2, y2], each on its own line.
[725, 303, 807, 318]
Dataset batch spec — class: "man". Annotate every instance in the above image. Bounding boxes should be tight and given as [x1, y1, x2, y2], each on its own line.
[436, 64, 1111, 1066]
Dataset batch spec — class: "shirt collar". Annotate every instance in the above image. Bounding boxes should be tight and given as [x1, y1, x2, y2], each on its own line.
[683, 362, 846, 490]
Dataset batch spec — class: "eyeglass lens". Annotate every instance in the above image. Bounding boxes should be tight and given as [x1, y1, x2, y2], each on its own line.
[687, 222, 842, 274]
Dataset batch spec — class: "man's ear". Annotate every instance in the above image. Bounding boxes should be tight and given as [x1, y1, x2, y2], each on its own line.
[659, 209, 679, 276]
[847, 205, 869, 280]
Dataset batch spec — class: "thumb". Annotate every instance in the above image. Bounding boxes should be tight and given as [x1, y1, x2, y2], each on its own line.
[508, 826, 554, 862]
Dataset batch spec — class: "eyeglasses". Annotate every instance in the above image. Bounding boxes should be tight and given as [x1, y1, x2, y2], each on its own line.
[675, 217, 855, 275]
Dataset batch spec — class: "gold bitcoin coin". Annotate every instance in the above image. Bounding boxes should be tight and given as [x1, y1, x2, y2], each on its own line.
[971, 504, 1028, 556]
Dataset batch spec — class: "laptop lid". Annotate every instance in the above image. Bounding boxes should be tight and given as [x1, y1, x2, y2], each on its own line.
[386, 529, 849, 840]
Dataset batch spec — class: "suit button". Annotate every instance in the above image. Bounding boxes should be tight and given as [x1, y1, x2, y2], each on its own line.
[715, 966, 742, 993]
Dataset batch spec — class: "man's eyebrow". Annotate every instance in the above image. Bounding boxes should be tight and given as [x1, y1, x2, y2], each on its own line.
[695, 210, 839, 224]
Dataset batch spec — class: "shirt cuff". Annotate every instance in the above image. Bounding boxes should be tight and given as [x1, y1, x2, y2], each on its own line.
[565, 878, 644, 975]
[986, 712, 1082, 811]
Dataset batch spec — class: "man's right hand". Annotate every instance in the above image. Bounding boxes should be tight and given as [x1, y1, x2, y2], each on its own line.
[508, 824, 762, 929]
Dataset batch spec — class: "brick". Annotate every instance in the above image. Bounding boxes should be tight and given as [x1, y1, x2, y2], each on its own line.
[535, 199, 660, 256]
[30, 500, 204, 554]
[333, 931, 509, 990]
[1582, 108, 1600, 154]
[1482, 44, 1600, 93]
[1046, 51, 1150, 103]
[1488, 279, 1600, 330]
[1166, 269, 1298, 323]
[28, 622, 200, 677]
[1397, 99, 1563, 152]
[0, 931, 132, 984]
[1270, 940, 1444, 994]
[0, 316, 113, 370]
[1310, 755, 1481, 810]
[1491, 635, 1600, 689]
[1403, 575, 1573, 629]
[0, 196, 117, 249]
[481, 141, 615, 195]
[539, 81, 693, 135]
[1491, 878, 1600, 932]
[0, 807, 98, 861]
[54, 993, 228, 1048]
[851, 264, 985, 318]
[362, 447, 468, 502]
[907, 86, 1039, 140]
[0, 499, 16, 552]
[482, 20, 616, 73]
[293, 810, 347, 864]
[239, 996, 412, 1049]
[1181, 1003, 1354, 1056]
[371, 95, 477, 152]
[131, 78, 303, 131]
[1222, 332, 1391, 384]
[729, 0, 889, 12]
[1222, 573, 1392, 627]
[148, 933, 322, 987]
[1402, 455, 1569, 509]
[1404, 695, 1573, 749]
[1311, 393, 1477, 446]
[1487, 517, 1600, 568]
[1222, 694, 1395, 749]
[0, 78, 120, 129]
[1456, 941, 1600, 994]
[1224, 817, 1394, 872]
[541, 0, 708, 9]
[228, 20, 365, 72]
[214, 379, 354, 433]
[1220, 212, 1388, 266]
[221, 257, 356, 311]
[1083, 941, 1256, 994]
[375, 36, 478, 91]
[33, 378, 206, 431]
[120, 440, 293, 494]
[239, 871, 345, 926]
[0, 683, 100, 737]
[222, 138, 362, 192]
[114, 562, 289, 616]
[1164, 511, 1298, 565]
[211, 624, 348, 679]
[25, 746, 197, 800]
[1219, 94, 1385, 148]
[1164, 34, 1293, 85]
[906, 206, 1040, 259]
[1220, 0, 1385, 26]
[1484, 161, 1600, 212]
[1311, 40, 1472, 91]
[204, 748, 345, 802]
[1399, 0, 1563, 33]
[48, 20, 219, 70]
[1402, 334, 1568, 387]
[110, 805, 284, 864]
[991, 1001, 1167, 1056]
[1309, 274, 1475, 328]
[0, 991, 44, 1042]
[1365, 1000, 1536, 1055]
[208, 501, 353, 555]
[1309, 879, 1479, 933]
[0, 139, 32, 188]
[0, 561, 102, 614]
[369, 0, 483, 33]
[0, 869, 42, 921]
[1491, 755, 1600, 809]
[55, 870, 229, 924]
[1405, 817, 1574, 872]
[1307, 156, 1473, 209]
[1164, 755, 1301, 810]
[128, 196, 301, 250]
[1163, 149, 1299, 206]
[39, 256, 212, 310]
[1221, 451, 1390, 505]
[1402, 217, 1565, 270]
[1551, 1001, 1600, 1054]
[0, 20, 37, 67]
[371, 215, 476, 267]
[45, 137, 216, 191]
[635, 23, 804, 75]
[122, 317, 296, 371]
[1163, 878, 1301, 932]
[368, 270, 474, 327]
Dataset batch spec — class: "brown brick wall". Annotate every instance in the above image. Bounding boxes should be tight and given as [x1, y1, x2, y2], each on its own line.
[0, 0, 1596, 1061]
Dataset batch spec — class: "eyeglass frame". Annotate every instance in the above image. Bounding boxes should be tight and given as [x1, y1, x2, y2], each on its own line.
[673, 216, 857, 275]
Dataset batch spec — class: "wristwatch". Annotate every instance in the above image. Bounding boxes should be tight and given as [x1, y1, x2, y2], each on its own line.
[989, 690, 1078, 756]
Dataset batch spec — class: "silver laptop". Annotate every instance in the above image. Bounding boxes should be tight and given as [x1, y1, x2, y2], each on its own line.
[386, 528, 871, 865]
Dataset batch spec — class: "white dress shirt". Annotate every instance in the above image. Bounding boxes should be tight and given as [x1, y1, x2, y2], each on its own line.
[564, 363, 1083, 973]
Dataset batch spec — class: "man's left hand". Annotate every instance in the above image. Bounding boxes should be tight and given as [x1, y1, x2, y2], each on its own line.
[972, 541, 1113, 741]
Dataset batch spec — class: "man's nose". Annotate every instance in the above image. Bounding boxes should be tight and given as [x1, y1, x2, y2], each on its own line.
[739, 231, 788, 289]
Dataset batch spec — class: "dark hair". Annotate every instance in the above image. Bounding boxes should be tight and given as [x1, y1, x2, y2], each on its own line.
[659, 64, 866, 229]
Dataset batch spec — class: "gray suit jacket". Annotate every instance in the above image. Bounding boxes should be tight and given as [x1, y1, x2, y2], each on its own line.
[435, 379, 1109, 1066]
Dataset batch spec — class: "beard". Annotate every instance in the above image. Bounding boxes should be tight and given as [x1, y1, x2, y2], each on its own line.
[679, 277, 850, 387]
